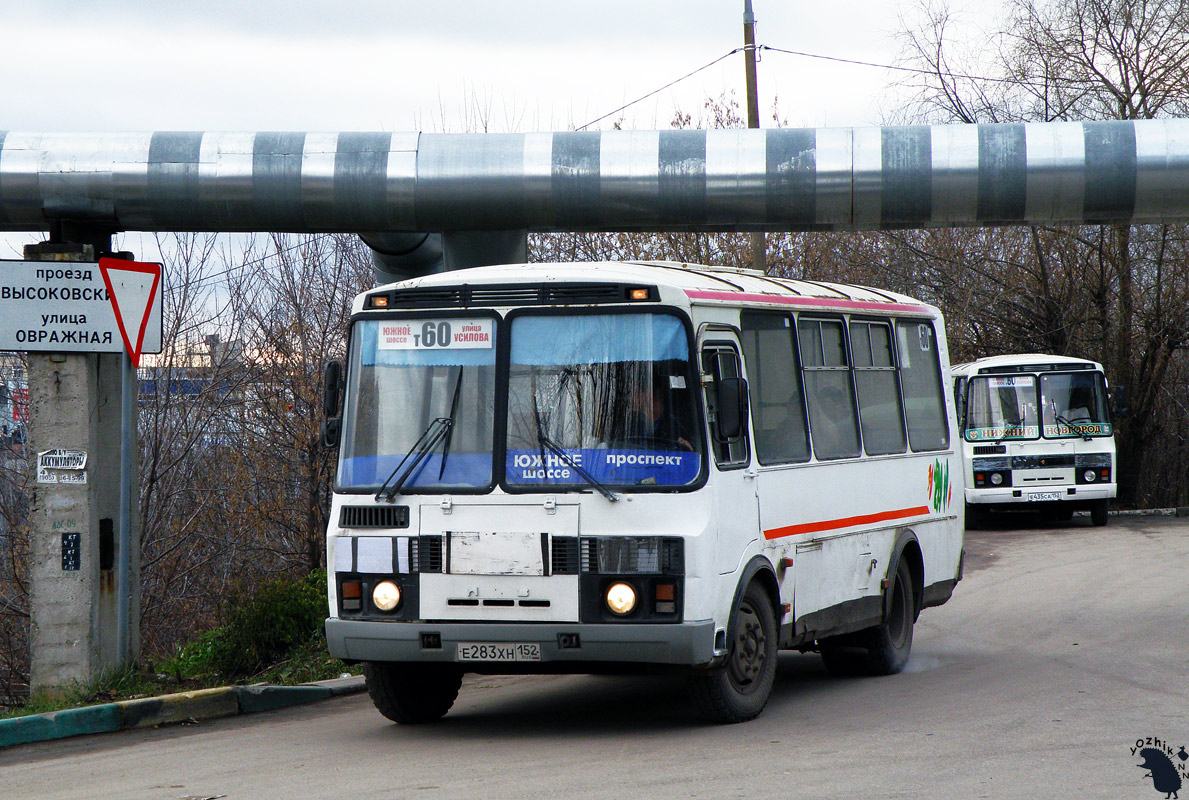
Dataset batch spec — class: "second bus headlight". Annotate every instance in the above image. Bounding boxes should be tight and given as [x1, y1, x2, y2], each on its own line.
[372, 581, 402, 611]
[605, 582, 637, 615]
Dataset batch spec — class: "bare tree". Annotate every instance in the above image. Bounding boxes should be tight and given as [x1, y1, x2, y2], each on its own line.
[897, 0, 1189, 505]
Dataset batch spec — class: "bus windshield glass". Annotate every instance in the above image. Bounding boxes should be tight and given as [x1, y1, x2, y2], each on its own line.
[964, 375, 1039, 442]
[965, 370, 1113, 442]
[337, 317, 498, 491]
[1040, 371, 1112, 437]
[505, 312, 703, 490]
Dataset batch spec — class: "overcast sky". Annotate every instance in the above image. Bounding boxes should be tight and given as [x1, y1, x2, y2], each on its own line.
[0, 0, 999, 133]
[0, 0, 998, 257]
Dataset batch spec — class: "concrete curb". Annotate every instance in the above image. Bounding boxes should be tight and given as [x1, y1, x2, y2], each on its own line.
[0, 675, 366, 750]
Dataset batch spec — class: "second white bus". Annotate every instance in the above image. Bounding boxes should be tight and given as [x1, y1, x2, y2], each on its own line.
[322, 261, 965, 723]
[952, 354, 1116, 527]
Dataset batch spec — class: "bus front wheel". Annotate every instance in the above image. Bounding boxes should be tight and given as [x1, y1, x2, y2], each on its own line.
[1090, 499, 1109, 526]
[364, 661, 463, 724]
[689, 581, 777, 724]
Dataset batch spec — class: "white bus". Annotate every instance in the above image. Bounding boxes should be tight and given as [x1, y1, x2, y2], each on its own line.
[951, 354, 1116, 527]
[322, 261, 965, 724]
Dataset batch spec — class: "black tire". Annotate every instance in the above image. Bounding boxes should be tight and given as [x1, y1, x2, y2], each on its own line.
[364, 661, 463, 724]
[688, 581, 777, 724]
[964, 503, 983, 531]
[1090, 499, 1109, 527]
[819, 559, 916, 677]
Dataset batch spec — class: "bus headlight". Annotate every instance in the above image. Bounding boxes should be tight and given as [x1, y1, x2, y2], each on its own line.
[372, 580, 402, 612]
[990, 472, 1004, 486]
[605, 582, 637, 615]
[1083, 470, 1097, 482]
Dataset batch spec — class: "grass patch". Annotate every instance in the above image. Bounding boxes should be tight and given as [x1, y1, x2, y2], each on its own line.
[1, 569, 360, 720]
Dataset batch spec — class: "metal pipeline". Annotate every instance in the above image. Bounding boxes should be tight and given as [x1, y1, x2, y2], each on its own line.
[1, 122, 1188, 235]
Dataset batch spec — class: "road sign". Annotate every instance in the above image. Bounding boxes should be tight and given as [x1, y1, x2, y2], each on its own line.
[98, 258, 162, 367]
[0, 259, 162, 357]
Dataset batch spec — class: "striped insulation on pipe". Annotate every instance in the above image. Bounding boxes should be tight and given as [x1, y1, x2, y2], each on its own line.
[0, 120, 1188, 234]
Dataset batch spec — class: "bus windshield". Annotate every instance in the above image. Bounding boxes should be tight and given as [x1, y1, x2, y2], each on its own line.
[965, 371, 1112, 442]
[964, 375, 1039, 442]
[338, 317, 498, 491]
[1039, 371, 1112, 437]
[505, 312, 703, 490]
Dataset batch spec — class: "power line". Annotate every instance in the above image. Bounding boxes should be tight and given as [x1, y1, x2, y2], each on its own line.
[758, 44, 1087, 89]
[577, 48, 745, 131]
[171, 233, 338, 289]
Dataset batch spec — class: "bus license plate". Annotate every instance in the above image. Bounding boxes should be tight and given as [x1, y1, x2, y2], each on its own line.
[1027, 491, 1063, 502]
[457, 642, 542, 662]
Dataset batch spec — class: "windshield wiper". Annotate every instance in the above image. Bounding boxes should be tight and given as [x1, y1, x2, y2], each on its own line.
[1053, 412, 1093, 441]
[437, 366, 465, 480]
[374, 417, 453, 503]
[537, 432, 619, 502]
[992, 420, 1028, 446]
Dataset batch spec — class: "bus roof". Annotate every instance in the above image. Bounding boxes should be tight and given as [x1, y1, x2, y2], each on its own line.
[363, 261, 936, 315]
[951, 353, 1105, 375]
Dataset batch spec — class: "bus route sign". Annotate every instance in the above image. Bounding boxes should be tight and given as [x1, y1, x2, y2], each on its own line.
[0, 259, 162, 357]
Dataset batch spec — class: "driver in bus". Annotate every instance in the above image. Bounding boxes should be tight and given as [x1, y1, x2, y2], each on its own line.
[625, 373, 693, 451]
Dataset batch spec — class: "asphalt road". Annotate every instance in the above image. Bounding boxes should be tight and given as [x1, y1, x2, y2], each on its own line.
[4, 514, 1187, 800]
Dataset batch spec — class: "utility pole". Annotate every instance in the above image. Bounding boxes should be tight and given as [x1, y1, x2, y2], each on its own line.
[743, 0, 767, 272]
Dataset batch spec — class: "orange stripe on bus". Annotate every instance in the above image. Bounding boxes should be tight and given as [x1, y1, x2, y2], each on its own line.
[763, 506, 932, 540]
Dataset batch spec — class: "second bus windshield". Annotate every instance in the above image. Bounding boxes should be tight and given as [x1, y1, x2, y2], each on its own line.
[965, 371, 1111, 441]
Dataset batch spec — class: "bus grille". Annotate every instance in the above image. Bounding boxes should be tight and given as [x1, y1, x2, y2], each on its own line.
[339, 505, 410, 529]
[419, 536, 445, 573]
[580, 537, 684, 575]
[551, 536, 580, 575]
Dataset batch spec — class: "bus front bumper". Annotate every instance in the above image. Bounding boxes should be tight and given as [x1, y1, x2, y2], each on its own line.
[325, 618, 717, 668]
[965, 485, 1115, 506]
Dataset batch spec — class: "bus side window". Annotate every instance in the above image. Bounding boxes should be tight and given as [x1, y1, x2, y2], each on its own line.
[896, 321, 950, 451]
[797, 318, 861, 460]
[850, 320, 907, 455]
[701, 346, 751, 469]
[740, 312, 810, 464]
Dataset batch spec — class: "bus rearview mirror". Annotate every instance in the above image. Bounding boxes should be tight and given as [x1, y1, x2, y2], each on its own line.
[715, 377, 749, 442]
[323, 360, 343, 418]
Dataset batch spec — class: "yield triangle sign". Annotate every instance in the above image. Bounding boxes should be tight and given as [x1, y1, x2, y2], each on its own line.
[98, 257, 162, 368]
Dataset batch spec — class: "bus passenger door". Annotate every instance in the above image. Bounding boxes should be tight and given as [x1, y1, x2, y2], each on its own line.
[699, 335, 760, 575]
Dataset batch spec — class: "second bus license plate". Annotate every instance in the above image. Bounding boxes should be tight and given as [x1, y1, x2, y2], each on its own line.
[457, 642, 542, 662]
[1027, 491, 1063, 502]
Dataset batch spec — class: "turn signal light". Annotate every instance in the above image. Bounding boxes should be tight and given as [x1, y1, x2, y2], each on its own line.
[341, 580, 362, 611]
[629, 288, 651, 301]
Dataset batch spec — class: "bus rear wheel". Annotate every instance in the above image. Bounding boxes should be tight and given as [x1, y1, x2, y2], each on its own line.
[364, 661, 463, 724]
[820, 559, 915, 677]
[689, 581, 777, 724]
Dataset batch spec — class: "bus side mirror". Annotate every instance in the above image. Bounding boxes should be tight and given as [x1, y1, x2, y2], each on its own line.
[322, 360, 343, 448]
[1110, 384, 1128, 419]
[323, 360, 343, 418]
[321, 418, 341, 449]
[715, 377, 749, 442]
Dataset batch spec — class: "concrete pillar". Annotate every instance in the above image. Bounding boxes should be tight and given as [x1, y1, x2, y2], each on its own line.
[25, 242, 140, 692]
